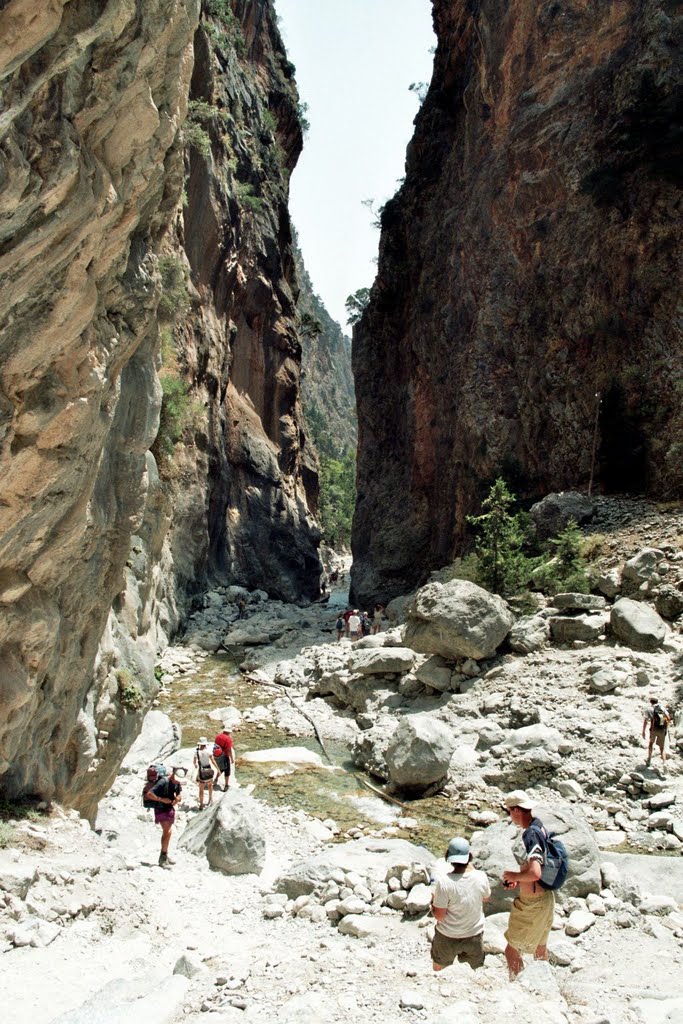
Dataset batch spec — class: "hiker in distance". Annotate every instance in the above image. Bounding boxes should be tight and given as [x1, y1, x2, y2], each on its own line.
[147, 766, 184, 868]
[501, 789, 568, 979]
[194, 737, 219, 809]
[642, 697, 671, 765]
[430, 837, 490, 972]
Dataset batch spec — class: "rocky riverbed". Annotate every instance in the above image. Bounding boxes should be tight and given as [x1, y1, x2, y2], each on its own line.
[3, 499, 683, 1023]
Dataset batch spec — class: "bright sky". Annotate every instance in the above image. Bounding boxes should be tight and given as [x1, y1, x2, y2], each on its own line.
[275, 0, 435, 329]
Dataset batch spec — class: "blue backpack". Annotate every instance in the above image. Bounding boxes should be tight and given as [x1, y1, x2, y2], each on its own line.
[527, 821, 569, 891]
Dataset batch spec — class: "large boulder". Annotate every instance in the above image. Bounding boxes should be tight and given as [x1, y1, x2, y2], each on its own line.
[622, 548, 665, 592]
[348, 648, 415, 676]
[384, 715, 455, 790]
[179, 791, 266, 875]
[509, 615, 550, 654]
[404, 579, 513, 661]
[415, 655, 454, 691]
[529, 492, 595, 541]
[120, 711, 180, 773]
[472, 801, 601, 912]
[610, 598, 668, 651]
[549, 614, 607, 643]
[655, 584, 683, 621]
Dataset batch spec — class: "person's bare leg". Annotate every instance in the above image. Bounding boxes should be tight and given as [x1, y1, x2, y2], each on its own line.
[534, 943, 548, 961]
[161, 822, 172, 854]
[207, 781, 213, 804]
[199, 782, 205, 809]
[505, 944, 524, 979]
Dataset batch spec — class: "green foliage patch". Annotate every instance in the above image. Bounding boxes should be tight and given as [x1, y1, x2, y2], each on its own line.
[467, 479, 591, 598]
[116, 669, 144, 712]
[345, 287, 370, 326]
[157, 254, 190, 320]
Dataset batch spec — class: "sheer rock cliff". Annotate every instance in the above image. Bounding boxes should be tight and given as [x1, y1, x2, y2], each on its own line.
[352, 0, 683, 607]
[0, 0, 320, 816]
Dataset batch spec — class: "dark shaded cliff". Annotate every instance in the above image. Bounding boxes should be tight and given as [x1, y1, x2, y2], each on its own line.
[159, 0, 321, 616]
[0, 0, 319, 816]
[352, 0, 683, 607]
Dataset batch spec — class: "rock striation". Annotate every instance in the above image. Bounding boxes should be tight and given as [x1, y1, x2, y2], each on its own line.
[352, 0, 683, 607]
[0, 0, 321, 815]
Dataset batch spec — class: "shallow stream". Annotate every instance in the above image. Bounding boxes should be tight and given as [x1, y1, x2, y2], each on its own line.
[161, 652, 472, 856]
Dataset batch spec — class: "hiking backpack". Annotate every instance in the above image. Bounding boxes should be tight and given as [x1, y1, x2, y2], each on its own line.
[527, 822, 569, 891]
[142, 763, 168, 808]
[653, 705, 669, 730]
[213, 742, 223, 759]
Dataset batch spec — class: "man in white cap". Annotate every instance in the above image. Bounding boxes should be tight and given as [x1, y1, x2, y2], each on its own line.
[501, 790, 555, 978]
[430, 836, 491, 972]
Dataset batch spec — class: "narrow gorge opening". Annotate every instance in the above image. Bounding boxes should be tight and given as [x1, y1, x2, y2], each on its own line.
[598, 384, 648, 494]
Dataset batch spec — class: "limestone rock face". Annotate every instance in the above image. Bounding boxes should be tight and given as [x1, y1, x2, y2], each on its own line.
[0, 1, 321, 814]
[0, 0, 200, 816]
[159, 1, 322, 607]
[351, 0, 683, 607]
[404, 579, 513, 661]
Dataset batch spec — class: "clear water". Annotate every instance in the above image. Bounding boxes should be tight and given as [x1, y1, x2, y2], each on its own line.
[161, 653, 472, 855]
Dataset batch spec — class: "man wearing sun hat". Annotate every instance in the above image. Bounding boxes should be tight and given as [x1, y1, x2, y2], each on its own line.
[430, 836, 491, 972]
[501, 789, 555, 978]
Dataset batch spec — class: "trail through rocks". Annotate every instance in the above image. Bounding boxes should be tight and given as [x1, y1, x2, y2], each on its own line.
[4, 503, 683, 1023]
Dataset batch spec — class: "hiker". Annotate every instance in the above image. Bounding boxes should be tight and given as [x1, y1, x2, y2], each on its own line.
[643, 697, 671, 765]
[348, 609, 361, 640]
[194, 737, 218, 809]
[335, 614, 344, 641]
[372, 603, 384, 635]
[147, 766, 184, 868]
[361, 611, 372, 636]
[431, 837, 490, 972]
[213, 724, 235, 791]
[343, 607, 353, 638]
[237, 597, 247, 620]
[501, 790, 556, 979]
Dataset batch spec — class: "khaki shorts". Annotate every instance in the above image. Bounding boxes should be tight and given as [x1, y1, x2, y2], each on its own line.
[505, 888, 555, 954]
[431, 928, 485, 969]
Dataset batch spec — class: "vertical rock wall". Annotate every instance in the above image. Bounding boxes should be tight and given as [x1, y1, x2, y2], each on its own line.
[352, 0, 683, 607]
[0, 0, 321, 817]
[159, 0, 321, 616]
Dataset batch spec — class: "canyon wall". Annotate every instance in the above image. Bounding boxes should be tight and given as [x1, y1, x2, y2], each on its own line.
[352, 0, 683, 607]
[0, 0, 320, 817]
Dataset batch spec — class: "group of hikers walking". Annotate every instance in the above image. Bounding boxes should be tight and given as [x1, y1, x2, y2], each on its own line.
[143, 723, 235, 867]
[335, 602, 385, 641]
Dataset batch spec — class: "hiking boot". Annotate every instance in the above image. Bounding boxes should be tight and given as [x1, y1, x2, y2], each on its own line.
[159, 852, 175, 868]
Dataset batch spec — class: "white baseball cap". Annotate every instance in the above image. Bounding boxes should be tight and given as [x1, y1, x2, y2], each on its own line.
[503, 789, 534, 811]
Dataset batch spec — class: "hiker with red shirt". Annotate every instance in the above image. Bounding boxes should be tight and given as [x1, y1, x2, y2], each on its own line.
[213, 724, 235, 791]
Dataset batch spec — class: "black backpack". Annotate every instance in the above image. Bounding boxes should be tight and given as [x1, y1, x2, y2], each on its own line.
[653, 705, 669, 730]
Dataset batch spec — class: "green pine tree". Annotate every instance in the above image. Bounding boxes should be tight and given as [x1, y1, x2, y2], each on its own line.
[468, 479, 531, 596]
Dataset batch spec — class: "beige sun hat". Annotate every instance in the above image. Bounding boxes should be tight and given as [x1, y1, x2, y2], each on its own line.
[198, 736, 208, 745]
[503, 789, 534, 811]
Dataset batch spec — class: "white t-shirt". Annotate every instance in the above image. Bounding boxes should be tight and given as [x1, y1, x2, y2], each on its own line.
[432, 868, 490, 938]
[348, 614, 360, 633]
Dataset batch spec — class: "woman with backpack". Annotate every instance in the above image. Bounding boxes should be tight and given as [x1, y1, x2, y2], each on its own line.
[193, 737, 219, 809]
